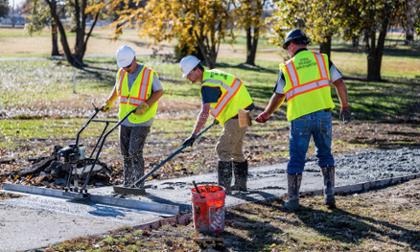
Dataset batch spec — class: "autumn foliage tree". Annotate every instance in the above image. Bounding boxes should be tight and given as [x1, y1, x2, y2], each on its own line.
[336, 0, 408, 81]
[114, 0, 232, 68]
[269, 0, 340, 59]
[270, 0, 411, 81]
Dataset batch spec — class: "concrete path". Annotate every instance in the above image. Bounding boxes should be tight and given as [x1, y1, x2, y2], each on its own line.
[0, 147, 419, 251]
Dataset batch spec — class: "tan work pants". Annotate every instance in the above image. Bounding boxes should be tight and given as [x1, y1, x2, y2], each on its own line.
[216, 118, 247, 162]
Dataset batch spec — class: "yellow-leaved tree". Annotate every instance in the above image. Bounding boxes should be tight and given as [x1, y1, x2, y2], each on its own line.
[269, 0, 411, 81]
[114, 0, 232, 68]
[269, 0, 340, 59]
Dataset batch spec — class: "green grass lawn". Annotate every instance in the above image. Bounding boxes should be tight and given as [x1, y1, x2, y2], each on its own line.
[0, 32, 419, 174]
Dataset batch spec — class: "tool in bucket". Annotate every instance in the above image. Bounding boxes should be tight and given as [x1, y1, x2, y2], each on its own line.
[193, 180, 204, 199]
[191, 183, 226, 235]
[113, 121, 217, 195]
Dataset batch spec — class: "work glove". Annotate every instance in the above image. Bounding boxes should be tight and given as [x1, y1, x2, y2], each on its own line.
[135, 102, 149, 115]
[183, 134, 197, 147]
[340, 107, 351, 124]
[255, 111, 271, 123]
[100, 101, 113, 112]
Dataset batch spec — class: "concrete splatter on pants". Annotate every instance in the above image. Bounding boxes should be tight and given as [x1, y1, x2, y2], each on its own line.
[216, 118, 247, 162]
[119, 125, 150, 187]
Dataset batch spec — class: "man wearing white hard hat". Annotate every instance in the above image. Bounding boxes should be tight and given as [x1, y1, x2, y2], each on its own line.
[179, 55, 254, 194]
[101, 45, 164, 191]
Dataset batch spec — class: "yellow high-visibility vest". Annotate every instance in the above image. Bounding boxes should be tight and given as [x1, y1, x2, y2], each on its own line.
[116, 66, 158, 123]
[281, 50, 335, 121]
[202, 69, 253, 126]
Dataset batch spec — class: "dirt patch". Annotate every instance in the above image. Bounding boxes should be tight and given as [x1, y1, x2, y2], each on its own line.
[1, 122, 419, 185]
[48, 178, 420, 251]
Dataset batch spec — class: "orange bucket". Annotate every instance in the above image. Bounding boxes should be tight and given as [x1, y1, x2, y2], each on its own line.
[191, 184, 226, 234]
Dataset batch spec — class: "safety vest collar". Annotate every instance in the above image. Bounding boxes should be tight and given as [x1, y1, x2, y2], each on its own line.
[203, 78, 242, 117]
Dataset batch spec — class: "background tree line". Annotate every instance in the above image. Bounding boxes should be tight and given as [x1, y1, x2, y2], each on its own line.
[23, 0, 419, 81]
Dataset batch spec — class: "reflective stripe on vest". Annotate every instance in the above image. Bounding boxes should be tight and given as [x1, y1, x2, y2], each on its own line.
[285, 60, 300, 87]
[202, 69, 253, 125]
[117, 67, 152, 105]
[285, 79, 330, 100]
[117, 66, 158, 124]
[313, 52, 328, 79]
[203, 78, 242, 117]
[284, 52, 330, 101]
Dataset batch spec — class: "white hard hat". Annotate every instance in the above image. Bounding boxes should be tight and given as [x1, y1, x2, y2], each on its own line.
[116, 45, 136, 68]
[179, 55, 201, 77]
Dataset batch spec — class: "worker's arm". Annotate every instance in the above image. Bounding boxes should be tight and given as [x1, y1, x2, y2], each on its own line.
[332, 78, 349, 109]
[332, 78, 351, 123]
[183, 103, 210, 147]
[135, 89, 164, 115]
[101, 86, 118, 112]
[146, 89, 164, 107]
[192, 103, 211, 135]
[255, 93, 285, 123]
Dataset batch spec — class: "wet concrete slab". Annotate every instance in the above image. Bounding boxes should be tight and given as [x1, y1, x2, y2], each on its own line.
[1, 147, 419, 251]
[0, 194, 163, 251]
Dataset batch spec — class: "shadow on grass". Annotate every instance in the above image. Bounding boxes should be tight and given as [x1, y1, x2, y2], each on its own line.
[76, 65, 115, 87]
[335, 80, 420, 123]
[348, 137, 420, 149]
[222, 210, 285, 251]
[294, 206, 420, 251]
[215, 62, 278, 74]
[331, 43, 420, 60]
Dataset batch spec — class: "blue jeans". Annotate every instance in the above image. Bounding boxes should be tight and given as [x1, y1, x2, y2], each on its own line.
[287, 110, 334, 174]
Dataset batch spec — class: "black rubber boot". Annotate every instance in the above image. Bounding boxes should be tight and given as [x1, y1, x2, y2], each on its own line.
[284, 173, 302, 211]
[321, 167, 336, 208]
[232, 161, 248, 192]
[217, 161, 233, 194]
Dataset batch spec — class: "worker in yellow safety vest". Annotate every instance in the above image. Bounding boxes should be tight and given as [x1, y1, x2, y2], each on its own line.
[256, 29, 351, 210]
[101, 45, 164, 192]
[179, 55, 254, 194]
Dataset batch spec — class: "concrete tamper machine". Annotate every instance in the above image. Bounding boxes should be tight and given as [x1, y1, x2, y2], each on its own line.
[1, 105, 215, 215]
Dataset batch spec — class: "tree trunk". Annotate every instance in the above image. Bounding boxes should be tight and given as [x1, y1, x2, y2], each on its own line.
[405, 0, 416, 45]
[245, 26, 259, 65]
[45, 0, 100, 68]
[51, 20, 59, 56]
[45, 0, 81, 67]
[73, 0, 86, 64]
[203, 50, 217, 69]
[352, 36, 359, 50]
[367, 11, 389, 81]
[319, 35, 332, 59]
[50, 0, 59, 56]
